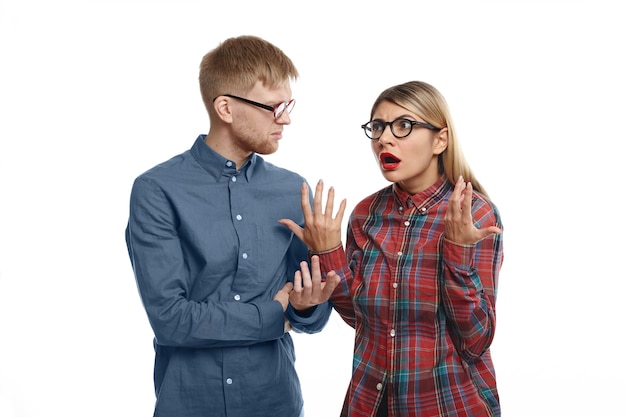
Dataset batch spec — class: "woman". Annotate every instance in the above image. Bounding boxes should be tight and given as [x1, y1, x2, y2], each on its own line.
[282, 81, 504, 417]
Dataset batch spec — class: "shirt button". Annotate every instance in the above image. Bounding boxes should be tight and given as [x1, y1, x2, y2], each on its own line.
[376, 383, 383, 391]
[226, 161, 233, 167]
[392, 283, 398, 289]
[390, 329, 396, 337]
[234, 294, 241, 301]
[420, 207, 427, 214]
[396, 251, 402, 256]
[404, 221, 410, 226]
[231, 176, 237, 182]
[236, 214, 242, 221]
[226, 378, 233, 385]
[242, 253, 248, 259]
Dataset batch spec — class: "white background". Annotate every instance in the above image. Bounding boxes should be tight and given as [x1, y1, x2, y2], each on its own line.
[1, 0, 625, 416]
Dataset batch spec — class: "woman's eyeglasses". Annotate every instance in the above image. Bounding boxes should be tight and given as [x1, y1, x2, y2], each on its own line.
[361, 118, 440, 140]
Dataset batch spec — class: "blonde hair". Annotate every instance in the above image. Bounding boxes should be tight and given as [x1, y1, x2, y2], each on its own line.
[199, 35, 299, 116]
[370, 81, 489, 197]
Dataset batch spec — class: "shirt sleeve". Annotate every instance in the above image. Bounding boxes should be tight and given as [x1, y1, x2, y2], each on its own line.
[125, 177, 285, 348]
[317, 243, 357, 329]
[439, 200, 504, 362]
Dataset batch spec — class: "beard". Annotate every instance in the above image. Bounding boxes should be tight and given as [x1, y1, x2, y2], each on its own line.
[233, 123, 280, 156]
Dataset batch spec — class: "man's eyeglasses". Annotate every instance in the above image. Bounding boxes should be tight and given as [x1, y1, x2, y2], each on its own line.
[361, 118, 440, 140]
[214, 94, 296, 120]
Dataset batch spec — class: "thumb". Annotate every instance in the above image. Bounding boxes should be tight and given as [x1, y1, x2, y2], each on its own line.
[278, 219, 304, 241]
[282, 282, 294, 293]
[478, 226, 502, 241]
[322, 271, 341, 297]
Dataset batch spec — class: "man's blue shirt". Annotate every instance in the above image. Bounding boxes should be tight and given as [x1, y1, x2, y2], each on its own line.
[125, 135, 331, 417]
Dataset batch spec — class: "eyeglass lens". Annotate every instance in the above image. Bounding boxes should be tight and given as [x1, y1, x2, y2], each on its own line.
[365, 119, 414, 139]
[275, 100, 295, 119]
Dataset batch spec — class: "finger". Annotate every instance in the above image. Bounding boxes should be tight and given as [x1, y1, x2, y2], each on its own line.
[310, 256, 322, 285]
[307, 256, 323, 299]
[313, 179, 324, 216]
[478, 225, 502, 239]
[283, 281, 294, 293]
[325, 186, 335, 219]
[488, 225, 503, 235]
[462, 181, 472, 205]
[321, 270, 341, 298]
[300, 260, 313, 291]
[293, 271, 303, 293]
[461, 181, 473, 217]
[277, 219, 304, 241]
[454, 175, 464, 193]
[300, 182, 313, 219]
[335, 198, 348, 223]
[450, 176, 464, 210]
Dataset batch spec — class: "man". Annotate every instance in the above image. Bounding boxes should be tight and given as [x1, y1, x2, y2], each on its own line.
[125, 35, 337, 417]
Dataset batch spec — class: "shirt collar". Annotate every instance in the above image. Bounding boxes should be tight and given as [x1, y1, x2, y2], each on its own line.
[392, 175, 452, 214]
[191, 134, 257, 181]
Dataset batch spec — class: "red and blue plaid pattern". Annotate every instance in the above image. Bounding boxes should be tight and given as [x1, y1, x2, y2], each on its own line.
[319, 176, 504, 417]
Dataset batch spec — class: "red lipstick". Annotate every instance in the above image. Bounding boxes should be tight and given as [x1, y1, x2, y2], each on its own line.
[380, 152, 400, 170]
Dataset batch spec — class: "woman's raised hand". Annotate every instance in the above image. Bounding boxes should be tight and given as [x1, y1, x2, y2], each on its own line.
[444, 176, 501, 245]
[279, 180, 347, 252]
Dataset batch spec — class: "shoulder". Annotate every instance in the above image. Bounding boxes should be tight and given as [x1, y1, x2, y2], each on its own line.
[472, 191, 503, 228]
[130, 150, 194, 197]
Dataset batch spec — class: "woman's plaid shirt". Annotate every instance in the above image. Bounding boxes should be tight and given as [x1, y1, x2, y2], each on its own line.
[318, 176, 504, 417]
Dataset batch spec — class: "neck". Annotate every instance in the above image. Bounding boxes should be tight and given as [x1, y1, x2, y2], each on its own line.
[204, 133, 251, 169]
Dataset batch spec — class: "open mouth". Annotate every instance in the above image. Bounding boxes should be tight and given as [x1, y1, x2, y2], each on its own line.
[380, 152, 401, 169]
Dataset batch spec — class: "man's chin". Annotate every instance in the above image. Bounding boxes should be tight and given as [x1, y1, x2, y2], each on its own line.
[257, 144, 279, 155]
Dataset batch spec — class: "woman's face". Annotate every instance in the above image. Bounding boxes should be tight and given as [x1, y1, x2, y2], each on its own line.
[369, 100, 447, 195]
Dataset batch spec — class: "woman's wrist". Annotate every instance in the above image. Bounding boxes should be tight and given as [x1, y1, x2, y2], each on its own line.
[308, 243, 342, 256]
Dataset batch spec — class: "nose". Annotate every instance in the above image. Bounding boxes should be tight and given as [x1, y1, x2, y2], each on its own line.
[377, 127, 394, 145]
[275, 111, 291, 124]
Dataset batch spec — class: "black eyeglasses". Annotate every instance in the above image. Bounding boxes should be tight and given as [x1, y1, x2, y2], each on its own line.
[361, 118, 440, 140]
[214, 94, 296, 119]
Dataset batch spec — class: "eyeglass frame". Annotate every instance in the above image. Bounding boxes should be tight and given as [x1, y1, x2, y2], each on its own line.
[361, 118, 441, 140]
[213, 94, 295, 119]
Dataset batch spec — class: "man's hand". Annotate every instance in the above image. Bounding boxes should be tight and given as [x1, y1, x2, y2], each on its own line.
[274, 282, 294, 333]
[445, 176, 501, 245]
[279, 180, 346, 252]
[274, 282, 294, 312]
[289, 256, 340, 311]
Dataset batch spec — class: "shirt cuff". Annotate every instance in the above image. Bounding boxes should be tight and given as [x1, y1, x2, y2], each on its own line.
[308, 243, 343, 256]
[257, 300, 289, 340]
[442, 236, 475, 270]
[315, 245, 346, 276]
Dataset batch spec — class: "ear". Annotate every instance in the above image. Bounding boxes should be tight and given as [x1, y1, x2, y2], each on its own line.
[213, 96, 234, 123]
[433, 127, 448, 155]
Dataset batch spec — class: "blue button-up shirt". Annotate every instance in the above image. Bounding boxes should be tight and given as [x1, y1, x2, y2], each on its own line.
[125, 135, 332, 417]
